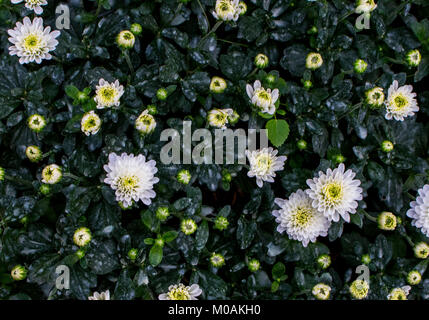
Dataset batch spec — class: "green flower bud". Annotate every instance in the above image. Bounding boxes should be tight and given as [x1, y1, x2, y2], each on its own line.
[147, 104, 157, 115]
[303, 80, 313, 89]
[214, 216, 229, 231]
[11, 265, 27, 281]
[181, 218, 197, 235]
[312, 283, 331, 300]
[210, 76, 227, 93]
[116, 30, 135, 49]
[177, 169, 191, 185]
[317, 254, 331, 269]
[28, 114, 47, 133]
[222, 172, 232, 183]
[306, 53, 323, 70]
[354, 59, 368, 74]
[248, 259, 260, 272]
[39, 184, 51, 195]
[76, 249, 85, 259]
[361, 254, 371, 265]
[26, 145, 42, 163]
[381, 140, 394, 153]
[156, 207, 170, 221]
[156, 88, 168, 100]
[407, 270, 422, 285]
[349, 279, 369, 300]
[128, 248, 138, 261]
[0, 167, 4, 181]
[254, 53, 269, 69]
[334, 154, 346, 164]
[297, 139, 307, 150]
[414, 242, 429, 259]
[307, 26, 318, 34]
[265, 74, 276, 84]
[155, 238, 165, 247]
[406, 49, 421, 67]
[377, 211, 397, 231]
[210, 253, 225, 268]
[130, 23, 143, 36]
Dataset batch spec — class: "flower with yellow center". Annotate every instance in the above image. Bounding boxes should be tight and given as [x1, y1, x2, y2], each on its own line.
[317, 254, 331, 269]
[25, 145, 42, 162]
[349, 279, 369, 300]
[406, 49, 421, 67]
[73, 227, 92, 247]
[414, 242, 429, 259]
[355, 0, 377, 14]
[116, 30, 135, 49]
[88, 290, 110, 300]
[273, 190, 331, 247]
[306, 163, 363, 223]
[210, 76, 227, 93]
[238, 1, 247, 15]
[387, 286, 411, 300]
[94, 79, 124, 109]
[407, 270, 422, 285]
[207, 108, 236, 129]
[246, 80, 279, 115]
[135, 110, 156, 134]
[104, 153, 159, 207]
[27, 114, 46, 132]
[81, 111, 101, 136]
[158, 283, 202, 300]
[41, 164, 62, 185]
[11, 265, 27, 281]
[385, 80, 418, 121]
[312, 283, 331, 300]
[377, 211, 397, 231]
[246, 147, 286, 188]
[407, 184, 429, 238]
[212, 0, 241, 22]
[365, 87, 385, 108]
[306, 52, 323, 70]
[8, 17, 60, 64]
[210, 253, 225, 268]
[11, 0, 47, 14]
[181, 218, 197, 235]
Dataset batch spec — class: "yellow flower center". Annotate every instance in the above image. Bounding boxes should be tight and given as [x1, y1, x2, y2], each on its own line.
[256, 89, 271, 103]
[24, 34, 42, 52]
[100, 87, 115, 101]
[292, 207, 312, 227]
[255, 154, 273, 174]
[117, 175, 139, 194]
[392, 94, 409, 110]
[168, 286, 191, 300]
[323, 182, 343, 204]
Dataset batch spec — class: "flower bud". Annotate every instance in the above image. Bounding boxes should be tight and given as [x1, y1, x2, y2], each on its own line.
[128, 248, 138, 260]
[116, 30, 135, 49]
[130, 23, 143, 36]
[156, 207, 170, 222]
[73, 227, 92, 247]
[312, 283, 331, 300]
[177, 169, 191, 185]
[81, 111, 101, 136]
[306, 53, 323, 70]
[361, 254, 371, 265]
[156, 88, 168, 100]
[181, 218, 197, 235]
[414, 242, 429, 259]
[210, 253, 225, 268]
[407, 270, 422, 285]
[354, 59, 368, 74]
[317, 254, 331, 269]
[406, 49, 421, 67]
[349, 279, 369, 300]
[214, 216, 229, 231]
[381, 140, 394, 153]
[11, 265, 27, 281]
[248, 259, 260, 272]
[210, 76, 227, 94]
[27, 114, 46, 133]
[26, 145, 42, 163]
[254, 53, 269, 69]
[297, 139, 307, 150]
[41, 164, 62, 185]
[377, 211, 397, 231]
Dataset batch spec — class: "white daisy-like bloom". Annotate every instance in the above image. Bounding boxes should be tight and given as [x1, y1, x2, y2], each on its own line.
[365, 87, 385, 108]
[246, 80, 279, 115]
[306, 163, 363, 223]
[406, 184, 429, 238]
[306, 52, 323, 70]
[312, 283, 331, 300]
[41, 164, 62, 184]
[355, 0, 377, 14]
[246, 147, 287, 188]
[385, 80, 419, 121]
[116, 30, 135, 49]
[8, 17, 60, 64]
[158, 283, 202, 300]
[103, 153, 159, 208]
[88, 290, 110, 300]
[387, 286, 411, 300]
[207, 108, 235, 129]
[212, 0, 241, 22]
[11, 0, 48, 15]
[273, 190, 331, 247]
[73, 227, 91, 247]
[81, 111, 101, 136]
[94, 79, 124, 109]
[135, 110, 156, 134]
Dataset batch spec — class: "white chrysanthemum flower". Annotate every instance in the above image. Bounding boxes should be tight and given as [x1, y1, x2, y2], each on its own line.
[158, 283, 202, 300]
[306, 52, 323, 70]
[246, 80, 279, 115]
[365, 87, 385, 108]
[312, 283, 331, 300]
[355, 0, 377, 14]
[349, 279, 369, 300]
[94, 79, 124, 109]
[385, 80, 419, 121]
[210, 76, 227, 93]
[88, 290, 110, 300]
[41, 164, 62, 184]
[81, 111, 101, 136]
[246, 147, 286, 188]
[207, 108, 235, 129]
[116, 30, 135, 49]
[27, 114, 47, 132]
[273, 190, 331, 247]
[103, 153, 159, 207]
[377, 211, 397, 231]
[25, 145, 42, 162]
[8, 17, 60, 64]
[414, 242, 429, 259]
[73, 227, 91, 247]
[212, 0, 241, 22]
[11, 0, 47, 14]
[306, 163, 363, 223]
[388, 286, 411, 300]
[407, 270, 422, 285]
[135, 110, 156, 134]
[406, 184, 429, 238]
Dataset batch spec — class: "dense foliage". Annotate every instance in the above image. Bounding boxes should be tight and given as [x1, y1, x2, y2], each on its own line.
[1, 0, 429, 300]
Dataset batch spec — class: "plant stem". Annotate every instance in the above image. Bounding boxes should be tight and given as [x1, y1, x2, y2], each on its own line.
[123, 50, 134, 75]
[4, 175, 33, 187]
[362, 210, 377, 223]
[95, 1, 102, 17]
[199, 21, 223, 45]
[339, 102, 362, 120]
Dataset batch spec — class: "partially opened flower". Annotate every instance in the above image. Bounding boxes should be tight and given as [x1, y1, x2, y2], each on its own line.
[88, 290, 110, 300]
[207, 108, 236, 129]
[8, 17, 60, 64]
[246, 147, 286, 188]
[306, 52, 323, 70]
[385, 80, 419, 121]
[210, 76, 227, 93]
[365, 87, 385, 108]
[387, 286, 411, 300]
[94, 79, 124, 109]
[212, 0, 241, 22]
[103, 153, 159, 207]
[312, 283, 331, 300]
[41, 164, 62, 184]
[355, 0, 377, 14]
[135, 110, 156, 134]
[306, 164, 363, 223]
[246, 80, 279, 115]
[273, 190, 331, 247]
[406, 184, 429, 238]
[349, 279, 369, 300]
[11, 0, 48, 14]
[81, 111, 101, 136]
[158, 283, 202, 300]
[406, 49, 421, 67]
[73, 227, 92, 247]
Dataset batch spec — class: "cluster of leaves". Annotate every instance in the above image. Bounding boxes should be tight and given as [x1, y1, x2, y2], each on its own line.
[0, 0, 429, 300]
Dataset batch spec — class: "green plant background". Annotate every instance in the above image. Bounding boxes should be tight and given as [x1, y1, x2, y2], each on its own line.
[1, 0, 429, 300]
